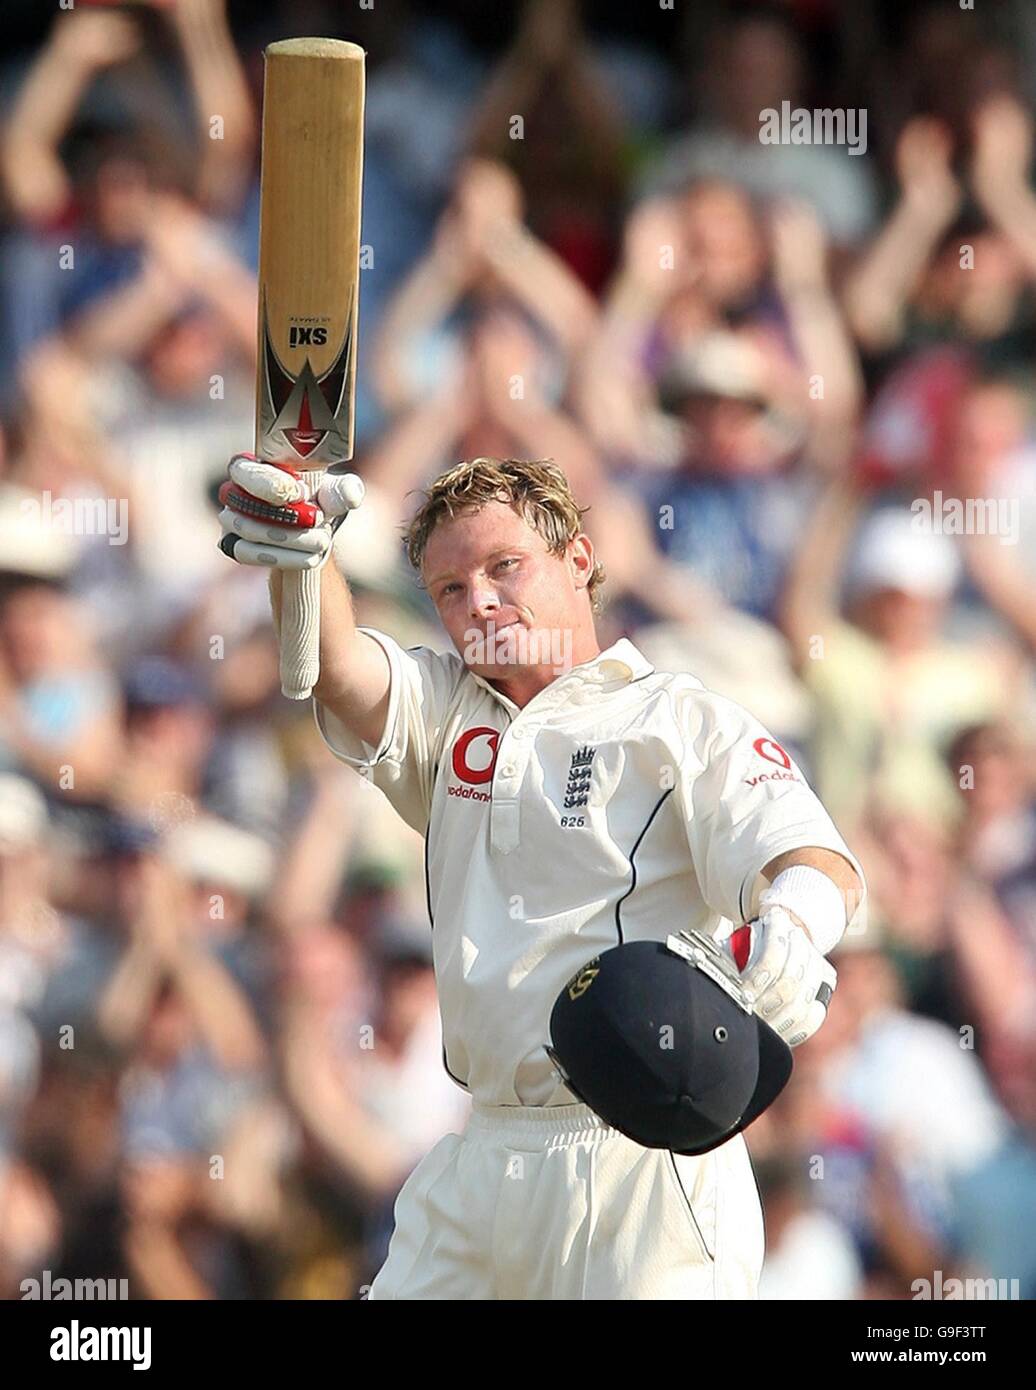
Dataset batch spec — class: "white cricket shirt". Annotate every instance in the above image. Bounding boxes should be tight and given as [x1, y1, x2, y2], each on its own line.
[316, 630, 863, 1107]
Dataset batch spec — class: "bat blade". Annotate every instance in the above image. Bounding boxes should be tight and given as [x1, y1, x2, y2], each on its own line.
[257, 37, 365, 699]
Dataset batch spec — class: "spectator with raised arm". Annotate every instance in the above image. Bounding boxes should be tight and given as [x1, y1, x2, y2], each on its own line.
[844, 98, 1036, 374]
[0, 1, 256, 380]
[370, 159, 597, 417]
[641, 10, 877, 247]
[466, 0, 627, 288]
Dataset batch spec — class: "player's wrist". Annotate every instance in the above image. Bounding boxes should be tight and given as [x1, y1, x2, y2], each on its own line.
[758, 865, 847, 956]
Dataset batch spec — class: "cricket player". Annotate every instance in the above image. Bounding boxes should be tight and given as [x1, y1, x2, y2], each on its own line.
[218, 454, 865, 1299]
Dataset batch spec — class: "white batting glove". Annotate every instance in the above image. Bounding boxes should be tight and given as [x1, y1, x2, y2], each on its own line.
[723, 906, 837, 1047]
[217, 453, 365, 571]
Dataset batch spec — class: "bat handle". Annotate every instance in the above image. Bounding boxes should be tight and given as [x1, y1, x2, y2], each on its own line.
[279, 467, 324, 700]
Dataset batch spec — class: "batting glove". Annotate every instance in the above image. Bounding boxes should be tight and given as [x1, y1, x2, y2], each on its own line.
[723, 905, 837, 1047]
[217, 453, 365, 571]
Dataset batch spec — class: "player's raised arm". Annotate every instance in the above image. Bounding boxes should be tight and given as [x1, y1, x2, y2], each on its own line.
[273, 561, 391, 752]
[217, 453, 390, 750]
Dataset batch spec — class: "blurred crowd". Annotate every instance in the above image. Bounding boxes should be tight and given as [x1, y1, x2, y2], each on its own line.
[2, 0, 1036, 1300]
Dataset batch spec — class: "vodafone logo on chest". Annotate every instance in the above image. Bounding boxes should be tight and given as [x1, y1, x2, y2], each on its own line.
[451, 725, 499, 786]
[745, 736, 801, 787]
[448, 726, 500, 804]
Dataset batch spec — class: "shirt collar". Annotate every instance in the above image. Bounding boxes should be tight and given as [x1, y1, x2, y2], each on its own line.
[468, 636, 655, 709]
[568, 636, 655, 685]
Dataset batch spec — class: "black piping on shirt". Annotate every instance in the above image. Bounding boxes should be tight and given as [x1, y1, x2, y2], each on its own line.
[613, 786, 676, 945]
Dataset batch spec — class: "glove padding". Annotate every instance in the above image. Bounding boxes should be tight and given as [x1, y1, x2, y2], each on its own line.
[724, 905, 836, 1047]
[218, 453, 365, 571]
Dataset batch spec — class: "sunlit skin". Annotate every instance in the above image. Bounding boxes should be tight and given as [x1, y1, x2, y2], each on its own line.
[420, 499, 600, 709]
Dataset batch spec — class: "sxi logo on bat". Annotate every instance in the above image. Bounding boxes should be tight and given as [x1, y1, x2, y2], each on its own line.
[289, 325, 328, 347]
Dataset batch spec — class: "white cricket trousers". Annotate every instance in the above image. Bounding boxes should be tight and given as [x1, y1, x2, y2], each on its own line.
[367, 1101, 765, 1300]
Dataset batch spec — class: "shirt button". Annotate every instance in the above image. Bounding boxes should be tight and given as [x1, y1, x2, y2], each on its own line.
[501, 763, 517, 777]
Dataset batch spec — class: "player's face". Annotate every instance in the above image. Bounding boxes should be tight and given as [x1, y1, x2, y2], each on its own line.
[422, 500, 593, 678]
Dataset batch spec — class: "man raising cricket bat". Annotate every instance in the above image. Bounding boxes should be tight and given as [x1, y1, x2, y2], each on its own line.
[220, 39, 864, 1301]
[218, 38, 367, 701]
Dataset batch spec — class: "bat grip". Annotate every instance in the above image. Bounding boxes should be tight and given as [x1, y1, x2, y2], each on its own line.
[279, 467, 324, 700]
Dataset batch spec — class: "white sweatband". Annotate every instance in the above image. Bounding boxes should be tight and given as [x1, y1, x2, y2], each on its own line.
[758, 865, 847, 957]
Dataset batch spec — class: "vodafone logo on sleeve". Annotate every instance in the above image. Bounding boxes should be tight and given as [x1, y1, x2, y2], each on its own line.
[745, 736, 801, 787]
[753, 737, 792, 769]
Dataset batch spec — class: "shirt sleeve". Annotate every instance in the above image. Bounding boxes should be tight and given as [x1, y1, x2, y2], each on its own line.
[673, 685, 865, 927]
[313, 627, 464, 836]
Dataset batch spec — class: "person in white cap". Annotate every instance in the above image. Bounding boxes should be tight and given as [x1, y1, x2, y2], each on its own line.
[218, 452, 864, 1299]
[783, 483, 1017, 827]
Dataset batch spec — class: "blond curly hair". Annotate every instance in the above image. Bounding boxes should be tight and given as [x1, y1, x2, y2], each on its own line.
[402, 457, 606, 615]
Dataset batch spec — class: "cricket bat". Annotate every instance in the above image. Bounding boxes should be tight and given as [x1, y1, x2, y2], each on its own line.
[256, 38, 365, 699]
